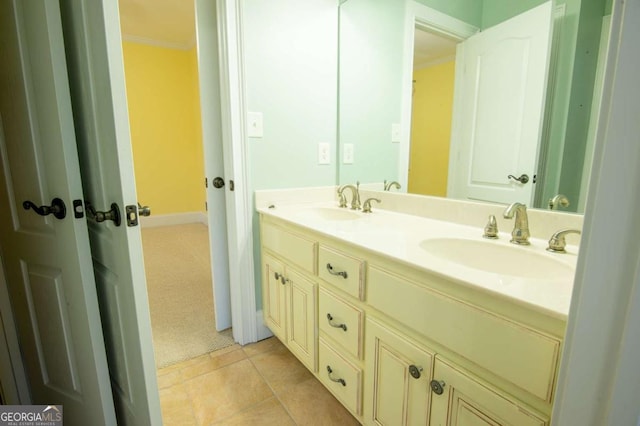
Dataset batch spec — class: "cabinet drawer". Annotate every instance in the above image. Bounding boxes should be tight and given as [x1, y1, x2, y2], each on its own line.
[318, 338, 362, 416]
[318, 245, 364, 299]
[319, 287, 364, 359]
[262, 222, 317, 274]
[367, 265, 560, 402]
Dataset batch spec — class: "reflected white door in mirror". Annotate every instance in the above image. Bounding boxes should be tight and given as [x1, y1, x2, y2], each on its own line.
[447, 2, 553, 205]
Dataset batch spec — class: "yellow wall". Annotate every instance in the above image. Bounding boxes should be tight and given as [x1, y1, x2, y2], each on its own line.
[122, 42, 205, 215]
[408, 60, 456, 197]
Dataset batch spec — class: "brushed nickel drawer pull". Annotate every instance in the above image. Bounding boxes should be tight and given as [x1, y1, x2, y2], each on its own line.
[326, 313, 347, 331]
[273, 272, 286, 285]
[326, 365, 346, 386]
[326, 263, 348, 279]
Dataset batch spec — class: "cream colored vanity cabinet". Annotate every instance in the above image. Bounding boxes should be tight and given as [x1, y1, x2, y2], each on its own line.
[261, 220, 318, 372]
[365, 264, 563, 425]
[259, 213, 565, 425]
[429, 358, 548, 426]
[363, 317, 435, 425]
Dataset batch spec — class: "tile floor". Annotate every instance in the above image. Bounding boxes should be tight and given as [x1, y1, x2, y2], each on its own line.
[157, 337, 359, 425]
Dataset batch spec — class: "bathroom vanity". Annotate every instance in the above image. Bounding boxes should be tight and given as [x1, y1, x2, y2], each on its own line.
[257, 188, 581, 425]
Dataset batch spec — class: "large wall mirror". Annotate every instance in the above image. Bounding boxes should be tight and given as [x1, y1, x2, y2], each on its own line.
[337, 0, 611, 213]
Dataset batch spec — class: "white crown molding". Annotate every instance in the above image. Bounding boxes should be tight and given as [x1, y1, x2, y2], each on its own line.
[122, 34, 196, 50]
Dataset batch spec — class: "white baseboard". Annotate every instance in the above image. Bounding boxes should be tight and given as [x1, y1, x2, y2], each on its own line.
[255, 310, 273, 341]
[140, 212, 208, 228]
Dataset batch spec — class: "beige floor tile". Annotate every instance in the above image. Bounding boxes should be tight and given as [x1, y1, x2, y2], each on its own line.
[242, 336, 285, 358]
[157, 369, 183, 390]
[210, 343, 242, 358]
[180, 347, 247, 381]
[213, 397, 296, 425]
[250, 345, 314, 394]
[278, 377, 359, 426]
[185, 358, 274, 425]
[159, 383, 198, 426]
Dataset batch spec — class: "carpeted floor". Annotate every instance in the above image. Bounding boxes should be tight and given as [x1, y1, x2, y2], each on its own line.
[141, 223, 234, 368]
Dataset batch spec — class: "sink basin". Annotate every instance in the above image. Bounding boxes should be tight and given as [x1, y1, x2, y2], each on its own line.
[297, 207, 362, 221]
[419, 238, 574, 280]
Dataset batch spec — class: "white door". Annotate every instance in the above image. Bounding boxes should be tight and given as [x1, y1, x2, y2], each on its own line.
[448, 2, 552, 205]
[196, 0, 232, 331]
[58, 1, 161, 424]
[0, 1, 116, 424]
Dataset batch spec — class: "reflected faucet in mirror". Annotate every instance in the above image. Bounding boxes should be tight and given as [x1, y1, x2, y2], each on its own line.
[383, 180, 401, 191]
[548, 194, 570, 210]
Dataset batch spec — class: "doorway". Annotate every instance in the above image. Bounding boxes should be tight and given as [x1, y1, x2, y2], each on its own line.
[408, 27, 458, 197]
[118, 3, 234, 368]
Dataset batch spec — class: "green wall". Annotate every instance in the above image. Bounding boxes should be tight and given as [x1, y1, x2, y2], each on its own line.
[481, 0, 547, 29]
[415, 0, 482, 27]
[540, 0, 607, 208]
[338, 0, 405, 184]
[243, 0, 338, 309]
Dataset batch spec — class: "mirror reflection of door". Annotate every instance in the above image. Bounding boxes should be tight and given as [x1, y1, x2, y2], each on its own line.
[408, 2, 553, 205]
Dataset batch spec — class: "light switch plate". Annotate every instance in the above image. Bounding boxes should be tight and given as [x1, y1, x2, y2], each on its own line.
[343, 143, 354, 164]
[391, 123, 401, 143]
[247, 112, 263, 138]
[318, 142, 330, 165]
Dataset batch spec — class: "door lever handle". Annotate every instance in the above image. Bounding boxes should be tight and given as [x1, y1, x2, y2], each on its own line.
[507, 174, 529, 184]
[23, 198, 66, 219]
[86, 202, 121, 226]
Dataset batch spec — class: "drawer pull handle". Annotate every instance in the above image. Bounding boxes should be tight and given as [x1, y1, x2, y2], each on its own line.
[409, 365, 423, 379]
[273, 272, 286, 285]
[326, 263, 348, 279]
[326, 365, 346, 386]
[326, 313, 347, 331]
[430, 379, 446, 395]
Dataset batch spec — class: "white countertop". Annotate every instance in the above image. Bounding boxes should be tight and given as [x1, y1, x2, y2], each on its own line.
[258, 201, 577, 320]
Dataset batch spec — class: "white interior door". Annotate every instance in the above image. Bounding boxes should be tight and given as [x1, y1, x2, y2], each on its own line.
[58, 1, 161, 424]
[0, 1, 116, 424]
[448, 1, 553, 205]
[196, 0, 232, 331]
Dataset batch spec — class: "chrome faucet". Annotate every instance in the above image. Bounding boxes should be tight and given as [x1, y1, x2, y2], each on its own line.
[503, 202, 530, 245]
[548, 194, 570, 210]
[547, 229, 581, 253]
[337, 183, 361, 210]
[383, 180, 401, 191]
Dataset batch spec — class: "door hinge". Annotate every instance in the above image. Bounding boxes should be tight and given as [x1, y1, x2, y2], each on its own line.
[205, 201, 208, 211]
[205, 177, 208, 188]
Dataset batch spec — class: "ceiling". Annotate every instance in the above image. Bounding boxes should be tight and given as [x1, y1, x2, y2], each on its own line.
[413, 28, 458, 69]
[118, 0, 196, 48]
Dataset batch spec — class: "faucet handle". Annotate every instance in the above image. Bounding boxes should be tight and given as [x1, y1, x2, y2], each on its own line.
[547, 229, 581, 253]
[483, 215, 499, 239]
[362, 198, 381, 213]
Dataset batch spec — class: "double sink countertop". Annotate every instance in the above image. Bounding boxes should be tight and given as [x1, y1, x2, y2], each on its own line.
[257, 196, 579, 320]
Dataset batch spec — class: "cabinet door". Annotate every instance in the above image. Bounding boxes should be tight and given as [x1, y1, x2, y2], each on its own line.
[286, 268, 317, 372]
[430, 358, 548, 426]
[364, 318, 434, 425]
[263, 254, 287, 341]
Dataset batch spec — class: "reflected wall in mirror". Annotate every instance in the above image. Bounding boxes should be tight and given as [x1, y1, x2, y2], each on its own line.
[337, 0, 612, 213]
